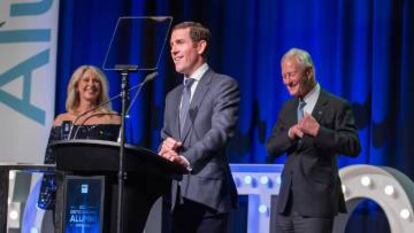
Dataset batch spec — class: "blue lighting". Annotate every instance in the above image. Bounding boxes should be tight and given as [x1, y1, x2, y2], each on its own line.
[260, 176, 269, 185]
[258, 204, 268, 214]
[234, 177, 242, 187]
[244, 175, 253, 185]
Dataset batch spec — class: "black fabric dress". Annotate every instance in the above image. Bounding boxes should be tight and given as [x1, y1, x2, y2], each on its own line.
[38, 122, 120, 210]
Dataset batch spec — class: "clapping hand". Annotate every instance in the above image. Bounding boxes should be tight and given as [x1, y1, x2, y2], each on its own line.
[159, 137, 189, 168]
[298, 113, 320, 137]
[288, 113, 320, 139]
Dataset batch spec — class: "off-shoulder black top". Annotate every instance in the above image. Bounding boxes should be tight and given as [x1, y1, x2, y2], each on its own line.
[38, 122, 120, 210]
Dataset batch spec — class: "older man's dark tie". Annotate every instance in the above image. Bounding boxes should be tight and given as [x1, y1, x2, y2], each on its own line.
[180, 78, 195, 134]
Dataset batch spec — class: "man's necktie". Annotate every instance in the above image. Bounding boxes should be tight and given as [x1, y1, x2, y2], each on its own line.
[180, 78, 195, 134]
[297, 99, 307, 122]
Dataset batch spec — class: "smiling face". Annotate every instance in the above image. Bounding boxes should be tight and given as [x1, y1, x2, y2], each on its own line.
[76, 69, 101, 104]
[281, 58, 313, 98]
[170, 28, 206, 76]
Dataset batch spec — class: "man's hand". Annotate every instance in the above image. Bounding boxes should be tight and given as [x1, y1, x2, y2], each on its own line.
[160, 148, 179, 160]
[159, 137, 190, 169]
[159, 137, 182, 156]
[159, 149, 190, 169]
[171, 155, 191, 169]
[288, 124, 304, 139]
[298, 113, 320, 137]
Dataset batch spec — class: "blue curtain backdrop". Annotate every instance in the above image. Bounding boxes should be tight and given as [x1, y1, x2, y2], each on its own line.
[55, 0, 413, 231]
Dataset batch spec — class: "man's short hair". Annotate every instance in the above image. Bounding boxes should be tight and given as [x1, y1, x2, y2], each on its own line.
[281, 48, 314, 69]
[172, 21, 211, 58]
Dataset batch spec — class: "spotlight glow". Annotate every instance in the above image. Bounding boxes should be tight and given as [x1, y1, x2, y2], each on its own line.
[341, 185, 347, 194]
[258, 204, 268, 214]
[384, 185, 395, 196]
[400, 209, 411, 220]
[244, 176, 253, 185]
[276, 176, 282, 185]
[9, 210, 19, 220]
[9, 171, 16, 180]
[360, 176, 372, 187]
[260, 176, 269, 185]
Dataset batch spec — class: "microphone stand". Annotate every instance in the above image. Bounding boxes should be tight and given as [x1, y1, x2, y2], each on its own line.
[116, 66, 134, 233]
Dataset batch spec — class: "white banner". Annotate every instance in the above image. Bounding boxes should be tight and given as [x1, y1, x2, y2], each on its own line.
[0, 0, 59, 163]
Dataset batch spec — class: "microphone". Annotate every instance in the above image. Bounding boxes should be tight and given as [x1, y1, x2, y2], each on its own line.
[116, 71, 158, 141]
[61, 121, 72, 139]
[67, 71, 158, 140]
[125, 71, 158, 115]
[139, 71, 158, 85]
[67, 96, 117, 140]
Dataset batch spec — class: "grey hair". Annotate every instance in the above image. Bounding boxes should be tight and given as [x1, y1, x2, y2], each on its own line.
[281, 48, 315, 70]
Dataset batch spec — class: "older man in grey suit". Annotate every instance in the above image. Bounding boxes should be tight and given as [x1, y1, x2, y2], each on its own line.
[159, 21, 239, 233]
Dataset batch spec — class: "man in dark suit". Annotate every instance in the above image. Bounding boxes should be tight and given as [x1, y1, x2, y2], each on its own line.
[159, 21, 239, 233]
[266, 48, 361, 233]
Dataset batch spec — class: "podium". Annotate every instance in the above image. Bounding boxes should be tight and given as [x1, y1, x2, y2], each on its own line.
[51, 140, 187, 233]
[0, 163, 55, 233]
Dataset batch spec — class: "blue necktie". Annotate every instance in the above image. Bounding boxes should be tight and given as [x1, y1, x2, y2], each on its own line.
[297, 99, 307, 122]
[180, 78, 195, 134]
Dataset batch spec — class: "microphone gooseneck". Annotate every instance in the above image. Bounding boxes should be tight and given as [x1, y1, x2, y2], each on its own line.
[117, 71, 158, 141]
[71, 112, 120, 140]
[125, 71, 158, 116]
[67, 99, 117, 140]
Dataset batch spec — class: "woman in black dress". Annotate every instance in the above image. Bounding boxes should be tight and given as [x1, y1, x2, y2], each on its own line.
[38, 65, 120, 227]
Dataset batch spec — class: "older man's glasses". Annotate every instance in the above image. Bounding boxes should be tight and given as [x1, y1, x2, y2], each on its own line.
[282, 71, 299, 80]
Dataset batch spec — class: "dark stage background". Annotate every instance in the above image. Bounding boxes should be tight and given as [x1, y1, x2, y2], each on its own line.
[54, 1, 414, 232]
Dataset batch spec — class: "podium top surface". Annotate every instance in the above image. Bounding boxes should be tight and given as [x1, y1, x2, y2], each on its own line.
[50, 139, 188, 175]
[0, 163, 55, 172]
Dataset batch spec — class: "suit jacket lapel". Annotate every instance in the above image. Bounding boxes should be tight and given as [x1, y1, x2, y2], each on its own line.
[311, 89, 329, 122]
[296, 89, 328, 151]
[172, 86, 183, 139]
[180, 69, 213, 142]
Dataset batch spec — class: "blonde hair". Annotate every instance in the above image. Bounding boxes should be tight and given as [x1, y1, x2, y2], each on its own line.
[65, 65, 112, 114]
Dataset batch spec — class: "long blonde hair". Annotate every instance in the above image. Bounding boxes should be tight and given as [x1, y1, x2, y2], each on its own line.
[65, 65, 112, 114]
